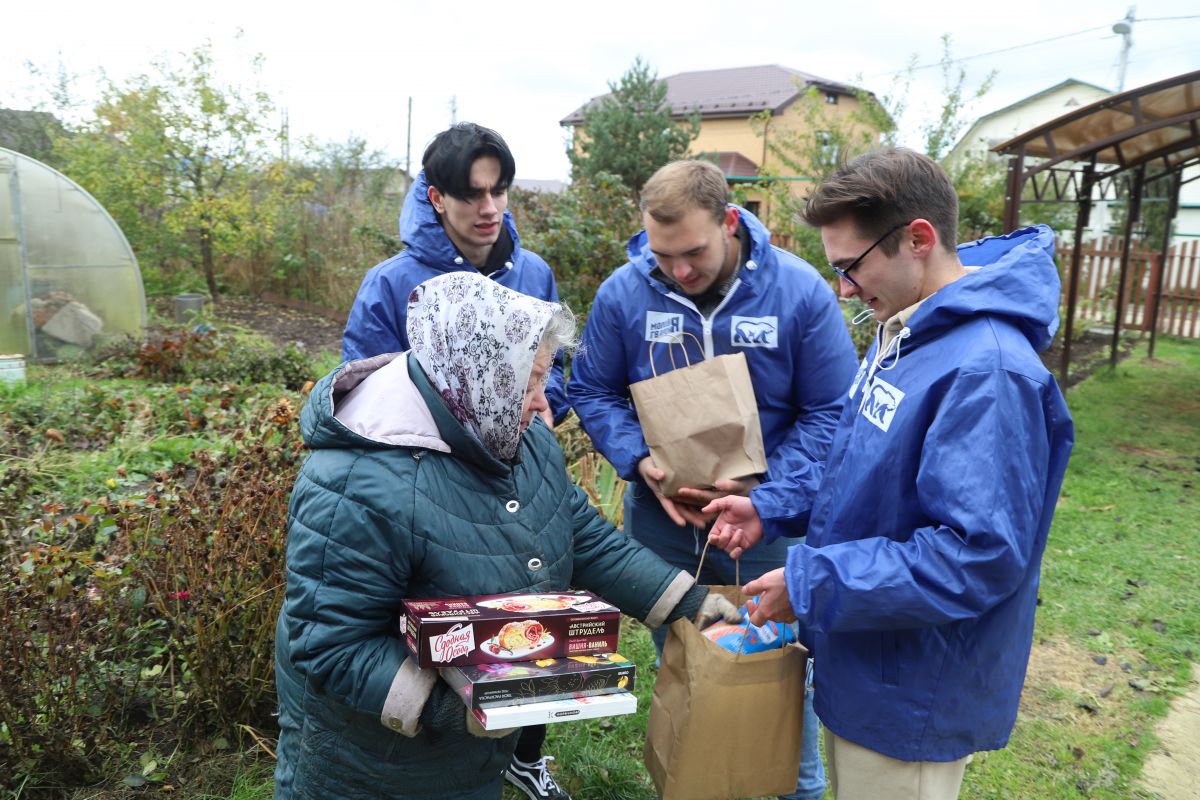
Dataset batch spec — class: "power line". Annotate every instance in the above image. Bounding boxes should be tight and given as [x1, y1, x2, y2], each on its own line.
[865, 25, 1110, 78]
[864, 15, 1200, 80]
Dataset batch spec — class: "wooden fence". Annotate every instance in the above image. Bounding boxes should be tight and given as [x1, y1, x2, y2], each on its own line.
[1059, 237, 1200, 339]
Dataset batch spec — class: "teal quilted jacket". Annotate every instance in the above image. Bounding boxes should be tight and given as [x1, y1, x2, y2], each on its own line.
[275, 353, 695, 799]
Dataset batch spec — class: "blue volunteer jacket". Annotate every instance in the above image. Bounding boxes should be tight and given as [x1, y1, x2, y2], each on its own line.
[341, 171, 569, 421]
[763, 225, 1074, 762]
[569, 205, 857, 521]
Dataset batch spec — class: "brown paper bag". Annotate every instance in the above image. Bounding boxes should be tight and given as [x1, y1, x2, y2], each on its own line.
[644, 585, 808, 800]
[629, 337, 767, 497]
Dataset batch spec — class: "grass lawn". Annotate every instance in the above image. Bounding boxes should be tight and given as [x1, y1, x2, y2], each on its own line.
[954, 337, 1199, 799]
[13, 336, 1196, 799]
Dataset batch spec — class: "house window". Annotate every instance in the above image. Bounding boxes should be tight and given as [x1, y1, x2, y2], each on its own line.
[745, 201, 761, 216]
[825, 92, 838, 104]
[816, 131, 840, 165]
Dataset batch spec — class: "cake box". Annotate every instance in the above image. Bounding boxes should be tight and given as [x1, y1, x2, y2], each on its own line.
[440, 651, 636, 709]
[399, 590, 621, 668]
[470, 691, 637, 730]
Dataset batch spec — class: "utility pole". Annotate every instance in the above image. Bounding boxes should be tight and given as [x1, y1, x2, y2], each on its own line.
[1113, 6, 1135, 92]
[406, 96, 413, 177]
[281, 107, 290, 161]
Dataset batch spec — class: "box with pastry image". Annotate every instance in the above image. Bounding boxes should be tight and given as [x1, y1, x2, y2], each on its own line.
[399, 590, 621, 668]
[441, 652, 636, 709]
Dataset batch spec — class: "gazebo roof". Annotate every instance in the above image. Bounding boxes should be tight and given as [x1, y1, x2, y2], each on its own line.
[993, 70, 1200, 175]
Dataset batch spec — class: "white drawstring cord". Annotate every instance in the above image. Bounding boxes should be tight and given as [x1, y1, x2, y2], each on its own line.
[859, 326, 910, 412]
[851, 309, 875, 325]
[877, 328, 911, 372]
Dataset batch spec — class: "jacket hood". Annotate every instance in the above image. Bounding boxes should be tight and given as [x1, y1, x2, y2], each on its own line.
[300, 353, 449, 453]
[398, 170, 523, 269]
[300, 352, 516, 476]
[908, 225, 1060, 352]
[625, 204, 774, 289]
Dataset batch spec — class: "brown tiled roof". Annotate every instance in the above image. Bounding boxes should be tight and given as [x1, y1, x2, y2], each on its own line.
[561, 64, 861, 125]
[699, 151, 760, 178]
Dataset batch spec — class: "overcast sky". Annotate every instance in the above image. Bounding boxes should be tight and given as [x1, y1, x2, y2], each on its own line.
[4, 0, 1199, 181]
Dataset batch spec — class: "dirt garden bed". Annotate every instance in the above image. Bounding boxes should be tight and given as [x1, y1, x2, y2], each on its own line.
[195, 295, 1137, 388]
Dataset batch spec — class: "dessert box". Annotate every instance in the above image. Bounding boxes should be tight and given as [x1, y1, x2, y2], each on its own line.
[470, 691, 637, 730]
[400, 590, 621, 668]
[440, 652, 636, 709]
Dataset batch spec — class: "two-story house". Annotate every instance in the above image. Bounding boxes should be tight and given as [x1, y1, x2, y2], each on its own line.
[560, 64, 875, 219]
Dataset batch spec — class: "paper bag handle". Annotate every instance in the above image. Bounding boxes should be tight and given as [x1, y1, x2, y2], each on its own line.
[647, 332, 704, 377]
[695, 539, 786, 657]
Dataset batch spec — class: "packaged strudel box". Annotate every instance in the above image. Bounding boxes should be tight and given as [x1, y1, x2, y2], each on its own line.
[469, 691, 637, 730]
[441, 652, 636, 709]
[399, 590, 621, 668]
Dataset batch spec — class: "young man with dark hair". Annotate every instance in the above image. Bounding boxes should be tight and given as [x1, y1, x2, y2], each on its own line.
[342, 122, 568, 428]
[339, 122, 571, 799]
[570, 159, 859, 800]
[706, 148, 1075, 799]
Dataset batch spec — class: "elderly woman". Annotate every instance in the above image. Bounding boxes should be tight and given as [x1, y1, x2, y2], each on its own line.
[274, 272, 734, 800]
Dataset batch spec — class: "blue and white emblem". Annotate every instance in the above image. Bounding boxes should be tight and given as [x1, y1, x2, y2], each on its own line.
[860, 376, 905, 432]
[730, 315, 778, 348]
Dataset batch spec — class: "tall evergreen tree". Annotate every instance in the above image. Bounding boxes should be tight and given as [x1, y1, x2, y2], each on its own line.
[567, 57, 699, 195]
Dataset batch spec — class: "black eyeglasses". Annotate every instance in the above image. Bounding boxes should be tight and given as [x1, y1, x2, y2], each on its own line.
[830, 221, 913, 288]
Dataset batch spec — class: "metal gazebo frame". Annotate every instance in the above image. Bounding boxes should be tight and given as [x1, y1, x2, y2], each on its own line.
[992, 70, 1200, 384]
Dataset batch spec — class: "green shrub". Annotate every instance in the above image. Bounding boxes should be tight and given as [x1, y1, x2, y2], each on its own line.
[0, 400, 301, 795]
[1, 380, 264, 459]
[92, 326, 318, 390]
[510, 174, 641, 320]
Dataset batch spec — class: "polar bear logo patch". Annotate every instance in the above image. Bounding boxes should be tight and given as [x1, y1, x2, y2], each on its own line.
[860, 377, 905, 432]
[731, 316, 778, 348]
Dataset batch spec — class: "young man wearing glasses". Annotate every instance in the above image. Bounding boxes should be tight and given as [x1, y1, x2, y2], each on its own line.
[705, 148, 1075, 799]
[570, 158, 858, 800]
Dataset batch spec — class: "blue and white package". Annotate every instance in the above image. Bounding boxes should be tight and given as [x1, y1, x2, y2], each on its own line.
[700, 596, 798, 653]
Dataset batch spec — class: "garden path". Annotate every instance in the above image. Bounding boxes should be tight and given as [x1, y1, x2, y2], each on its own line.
[1139, 664, 1200, 800]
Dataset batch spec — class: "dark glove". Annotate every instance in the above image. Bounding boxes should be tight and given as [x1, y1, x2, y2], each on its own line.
[419, 679, 517, 738]
[663, 584, 708, 626]
[418, 679, 467, 736]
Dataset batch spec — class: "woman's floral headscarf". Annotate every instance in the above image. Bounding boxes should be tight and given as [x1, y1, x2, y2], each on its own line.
[407, 272, 558, 460]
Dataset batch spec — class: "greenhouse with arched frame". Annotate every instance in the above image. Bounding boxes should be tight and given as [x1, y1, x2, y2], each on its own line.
[1, 145, 146, 362]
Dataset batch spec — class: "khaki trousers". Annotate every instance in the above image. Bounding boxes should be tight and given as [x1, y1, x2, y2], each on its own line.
[825, 730, 970, 800]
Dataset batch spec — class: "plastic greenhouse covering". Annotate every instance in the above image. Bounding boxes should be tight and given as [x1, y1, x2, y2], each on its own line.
[1, 146, 146, 361]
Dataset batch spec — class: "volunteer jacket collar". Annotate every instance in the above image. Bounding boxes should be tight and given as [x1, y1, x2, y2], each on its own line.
[860, 225, 1058, 385]
[627, 203, 772, 296]
[880, 225, 1059, 354]
[399, 170, 523, 275]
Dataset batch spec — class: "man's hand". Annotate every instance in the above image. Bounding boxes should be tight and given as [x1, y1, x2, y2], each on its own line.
[704, 495, 764, 559]
[638, 457, 711, 527]
[674, 476, 761, 507]
[539, 407, 554, 428]
[742, 568, 796, 627]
